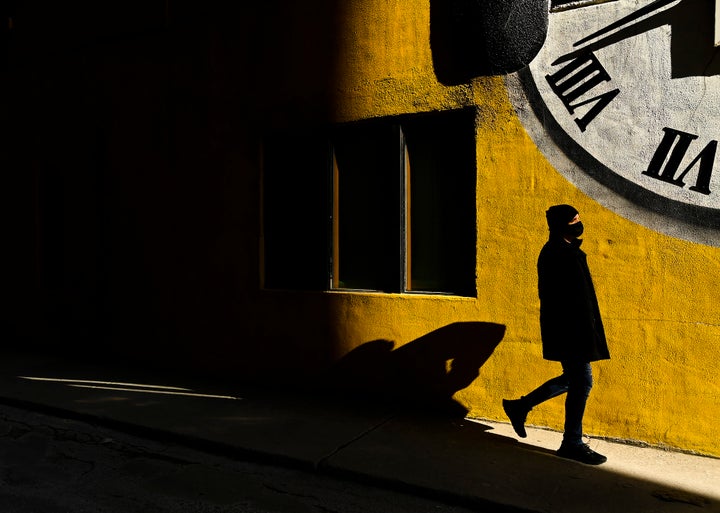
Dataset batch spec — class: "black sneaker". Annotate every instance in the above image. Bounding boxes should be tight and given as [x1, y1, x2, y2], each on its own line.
[556, 443, 607, 465]
[502, 399, 528, 438]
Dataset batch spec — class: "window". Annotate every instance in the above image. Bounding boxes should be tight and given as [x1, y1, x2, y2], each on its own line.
[262, 109, 476, 296]
[332, 122, 407, 292]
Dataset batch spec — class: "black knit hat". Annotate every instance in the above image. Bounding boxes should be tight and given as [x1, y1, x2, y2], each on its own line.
[546, 204, 578, 233]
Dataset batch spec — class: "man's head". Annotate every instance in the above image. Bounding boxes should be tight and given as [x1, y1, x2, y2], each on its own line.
[546, 204, 583, 239]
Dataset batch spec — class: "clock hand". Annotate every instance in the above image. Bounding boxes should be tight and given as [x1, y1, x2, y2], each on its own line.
[552, 0, 680, 65]
[573, 0, 680, 47]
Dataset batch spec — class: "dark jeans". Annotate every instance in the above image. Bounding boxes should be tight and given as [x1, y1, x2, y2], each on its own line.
[521, 362, 593, 447]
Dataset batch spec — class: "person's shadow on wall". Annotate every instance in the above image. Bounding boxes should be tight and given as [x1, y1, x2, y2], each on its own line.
[324, 322, 506, 417]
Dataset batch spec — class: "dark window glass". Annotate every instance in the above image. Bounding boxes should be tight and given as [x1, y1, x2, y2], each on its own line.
[404, 110, 476, 296]
[332, 123, 402, 292]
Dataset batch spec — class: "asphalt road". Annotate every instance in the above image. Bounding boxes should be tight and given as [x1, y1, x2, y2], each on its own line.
[0, 403, 484, 513]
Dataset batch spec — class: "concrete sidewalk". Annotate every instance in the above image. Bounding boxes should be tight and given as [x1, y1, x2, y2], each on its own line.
[0, 352, 717, 513]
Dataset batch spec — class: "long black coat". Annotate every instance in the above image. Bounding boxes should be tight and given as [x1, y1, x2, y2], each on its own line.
[538, 236, 610, 362]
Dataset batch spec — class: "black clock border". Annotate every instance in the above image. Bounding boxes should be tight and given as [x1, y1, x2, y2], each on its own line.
[517, 66, 720, 230]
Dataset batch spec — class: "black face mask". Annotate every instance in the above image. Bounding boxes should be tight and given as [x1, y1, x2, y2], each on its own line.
[565, 221, 584, 238]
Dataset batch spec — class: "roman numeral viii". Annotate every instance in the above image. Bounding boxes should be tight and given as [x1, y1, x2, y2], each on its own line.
[643, 127, 715, 195]
[545, 51, 619, 132]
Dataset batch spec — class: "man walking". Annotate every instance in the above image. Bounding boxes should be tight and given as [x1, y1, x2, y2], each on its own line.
[503, 204, 610, 465]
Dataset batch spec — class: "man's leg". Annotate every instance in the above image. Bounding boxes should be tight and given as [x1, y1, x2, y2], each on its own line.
[556, 362, 607, 464]
[560, 361, 592, 447]
[503, 371, 569, 438]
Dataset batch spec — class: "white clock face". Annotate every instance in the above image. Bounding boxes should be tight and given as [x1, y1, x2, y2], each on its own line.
[511, 0, 720, 245]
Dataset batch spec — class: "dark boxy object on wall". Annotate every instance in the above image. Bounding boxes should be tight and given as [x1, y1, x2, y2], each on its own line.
[431, 0, 549, 84]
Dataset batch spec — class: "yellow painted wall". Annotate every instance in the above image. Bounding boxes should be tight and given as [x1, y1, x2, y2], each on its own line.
[251, 0, 720, 457]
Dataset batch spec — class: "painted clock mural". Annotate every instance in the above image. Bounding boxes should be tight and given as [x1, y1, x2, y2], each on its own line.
[510, 0, 720, 245]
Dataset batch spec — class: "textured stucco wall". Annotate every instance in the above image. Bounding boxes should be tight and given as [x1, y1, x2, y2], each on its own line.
[251, 0, 720, 456]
